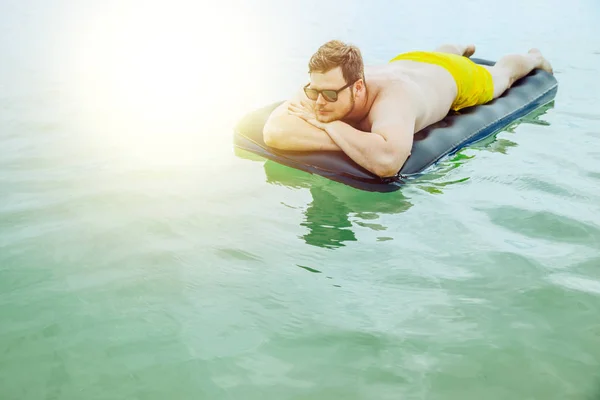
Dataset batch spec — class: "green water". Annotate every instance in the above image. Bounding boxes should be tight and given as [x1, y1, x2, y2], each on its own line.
[2, 0, 600, 399]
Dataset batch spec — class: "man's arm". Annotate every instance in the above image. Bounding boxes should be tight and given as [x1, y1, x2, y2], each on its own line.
[323, 94, 415, 177]
[262, 91, 341, 151]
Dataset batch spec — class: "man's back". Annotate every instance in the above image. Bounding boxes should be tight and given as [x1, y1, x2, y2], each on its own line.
[359, 60, 459, 133]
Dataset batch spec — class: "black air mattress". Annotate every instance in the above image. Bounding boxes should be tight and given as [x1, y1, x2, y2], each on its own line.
[233, 58, 558, 192]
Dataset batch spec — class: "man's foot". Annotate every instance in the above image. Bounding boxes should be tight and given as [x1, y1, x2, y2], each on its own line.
[463, 44, 476, 57]
[528, 48, 553, 74]
[435, 44, 476, 57]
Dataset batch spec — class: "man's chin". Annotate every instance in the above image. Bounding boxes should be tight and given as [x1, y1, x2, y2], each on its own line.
[317, 114, 337, 123]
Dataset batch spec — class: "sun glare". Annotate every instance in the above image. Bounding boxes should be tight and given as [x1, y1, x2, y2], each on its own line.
[69, 2, 264, 164]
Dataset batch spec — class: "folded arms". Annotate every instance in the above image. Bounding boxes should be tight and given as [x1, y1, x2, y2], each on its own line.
[263, 91, 415, 178]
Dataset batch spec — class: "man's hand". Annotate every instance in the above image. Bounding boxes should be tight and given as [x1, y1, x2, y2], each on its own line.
[287, 100, 327, 131]
[261, 90, 342, 151]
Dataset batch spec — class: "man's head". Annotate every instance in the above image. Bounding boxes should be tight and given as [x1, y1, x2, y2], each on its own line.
[305, 40, 366, 123]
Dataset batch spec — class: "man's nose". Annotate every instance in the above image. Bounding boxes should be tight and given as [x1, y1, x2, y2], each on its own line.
[316, 94, 327, 105]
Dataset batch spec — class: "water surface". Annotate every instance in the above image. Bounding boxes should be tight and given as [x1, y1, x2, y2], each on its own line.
[1, 0, 600, 399]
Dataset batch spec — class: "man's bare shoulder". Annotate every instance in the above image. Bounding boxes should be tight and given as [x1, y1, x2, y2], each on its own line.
[367, 84, 417, 129]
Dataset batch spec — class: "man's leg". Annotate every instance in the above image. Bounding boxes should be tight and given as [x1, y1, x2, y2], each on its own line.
[434, 43, 476, 57]
[486, 49, 553, 99]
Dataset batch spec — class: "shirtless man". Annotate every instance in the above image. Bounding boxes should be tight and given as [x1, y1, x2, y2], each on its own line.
[262, 40, 553, 178]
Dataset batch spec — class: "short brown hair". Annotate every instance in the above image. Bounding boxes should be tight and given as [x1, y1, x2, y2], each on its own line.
[308, 40, 364, 84]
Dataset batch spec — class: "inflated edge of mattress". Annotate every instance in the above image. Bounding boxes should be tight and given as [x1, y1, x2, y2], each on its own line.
[401, 60, 558, 176]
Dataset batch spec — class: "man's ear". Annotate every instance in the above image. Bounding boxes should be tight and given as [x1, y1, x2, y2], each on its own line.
[354, 78, 365, 93]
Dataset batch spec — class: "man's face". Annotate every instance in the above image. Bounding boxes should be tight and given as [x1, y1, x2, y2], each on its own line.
[306, 67, 355, 123]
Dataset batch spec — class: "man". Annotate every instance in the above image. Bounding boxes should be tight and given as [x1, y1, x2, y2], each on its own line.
[262, 41, 553, 178]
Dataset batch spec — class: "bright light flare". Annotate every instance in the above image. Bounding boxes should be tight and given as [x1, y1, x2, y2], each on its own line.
[68, 1, 265, 164]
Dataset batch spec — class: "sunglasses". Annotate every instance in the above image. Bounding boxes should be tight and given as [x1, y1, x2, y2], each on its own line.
[303, 82, 354, 102]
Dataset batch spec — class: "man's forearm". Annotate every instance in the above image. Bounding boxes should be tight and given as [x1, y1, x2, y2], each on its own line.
[263, 115, 341, 151]
[324, 120, 407, 177]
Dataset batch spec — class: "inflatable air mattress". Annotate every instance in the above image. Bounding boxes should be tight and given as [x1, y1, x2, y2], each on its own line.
[233, 58, 558, 192]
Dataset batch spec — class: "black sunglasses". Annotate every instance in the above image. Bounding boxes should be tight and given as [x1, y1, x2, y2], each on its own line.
[303, 81, 354, 102]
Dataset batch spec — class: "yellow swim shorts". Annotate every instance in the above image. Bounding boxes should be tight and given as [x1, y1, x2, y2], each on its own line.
[390, 51, 494, 111]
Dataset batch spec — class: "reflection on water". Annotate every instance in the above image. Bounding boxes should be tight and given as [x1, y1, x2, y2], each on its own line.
[262, 161, 413, 249]
[301, 186, 357, 249]
[472, 100, 555, 151]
